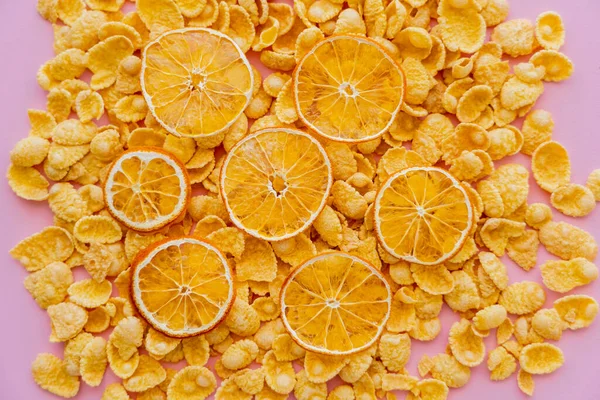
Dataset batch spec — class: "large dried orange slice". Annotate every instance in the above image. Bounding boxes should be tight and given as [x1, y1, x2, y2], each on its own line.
[104, 147, 191, 232]
[280, 252, 391, 355]
[131, 237, 234, 337]
[141, 28, 253, 138]
[293, 35, 404, 143]
[374, 167, 474, 265]
[220, 128, 332, 241]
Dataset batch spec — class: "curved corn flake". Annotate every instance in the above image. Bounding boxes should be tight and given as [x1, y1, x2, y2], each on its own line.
[487, 346, 516, 381]
[586, 169, 600, 201]
[48, 301, 88, 342]
[410, 264, 454, 295]
[24, 262, 73, 309]
[273, 80, 297, 124]
[473, 304, 507, 331]
[449, 319, 485, 367]
[486, 127, 519, 160]
[264, 350, 296, 393]
[531, 308, 564, 341]
[338, 349, 374, 384]
[500, 76, 544, 111]
[113, 95, 148, 123]
[480, 218, 525, 256]
[188, 0, 219, 27]
[553, 294, 599, 330]
[294, 370, 327, 400]
[519, 343, 564, 375]
[235, 236, 277, 282]
[378, 333, 410, 372]
[530, 50, 574, 82]
[10, 135, 50, 165]
[102, 383, 129, 400]
[444, 270, 480, 312]
[32, 353, 80, 398]
[438, 1, 486, 53]
[244, 87, 273, 119]
[87, 36, 134, 90]
[80, 337, 108, 387]
[313, 205, 343, 247]
[28, 109, 57, 139]
[49, 182, 89, 223]
[85, 306, 112, 333]
[73, 215, 122, 244]
[429, 353, 470, 388]
[7, 164, 49, 201]
[68, 279, 112, 308]
[227, 5, 255, 53]
[99, 21, 143, 49]
[415, 379, 448, 400]
[179, 335, 210, 366]
[295, 27, 324, 63]
[540, 258, 598, 293]
[167, 366, 216, 400]
[525, 203, 552, 230]
[75, 91, 104, 123]
[456, 85, 493, 123]
[111, 316, 145, 360]
[221, 339, 259, 370]
[499, 281, 546, 315]
[478, 252, 508, 290]
[225, 298, 261, 336]
[491, 19, 535, 57]
[364, 0, 387, 38]
[137, 0, 184, 34]
[550, 183, 596, 217]
[334, 8, 366, 35]
[204, 227, 244, 258]
[381, 373, 417, 391]
[521, 109, 554, 155]
[10, 226, 74, 272]
[304, 351, 348, 383]
[506, 229, 539, 271]
[176, 0, 208, 18]
[332, 180, 368, 219]
[409, 316, 442, 341]
[539, 221, 598, 261]
[531, 140, 572, 193]
[268, 3, 294, 36]
[108, 339, 139, 379]
[394, 27, 431, 60]
[477, 180, 504, 218]
[403, 58, 436, 105]
[480, 0, 509, 26]
[441, 123, 489, 163]
[144, 327, 181, 358]
[272, 333, 306, 362]
[213, 1, 231, 33]
[252, 297, 280, 321]
[47, 142, 90, 170]
[123, 355, 166, 392]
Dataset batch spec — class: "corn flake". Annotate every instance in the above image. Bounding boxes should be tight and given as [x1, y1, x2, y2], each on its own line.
[11, 226, 74, 272]
[111, 316, 145, 361]
[304, 351, 349, 383]
[487, 346, 516, 381]
[9, 136, 48, 165]
[68, 278, 112, 308]
[553, 294, 599, 330]
[85, 306, 113, 333]
[499, 281, 546, 316]
[480, 218, 525, 257]
[167, 366, 216, 400]
[263, 350, 296, 393]
[334, 8, 366, 35]
[530, 50, 574, 82]
[107, 338, 139, 379]
[519, 343, 564, 375]
[80, 336, 108, 387]
[550, 183, 596, 217]
[124, 355, 166, 392]
[429, 353, 470, 388]
[539, 221, 598, 261]
[102, 383, 129, 400]
[32, 353, 80, 398]
[73, 215, 122, 244]
[438, 1, 486, 53]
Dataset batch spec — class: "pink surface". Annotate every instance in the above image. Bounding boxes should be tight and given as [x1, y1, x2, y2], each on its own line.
[1, 1, 600, 399]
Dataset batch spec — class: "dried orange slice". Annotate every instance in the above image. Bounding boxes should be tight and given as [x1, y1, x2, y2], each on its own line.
[374, 167, 474, 265]
[280, 252, 391, 355]
[293, 35, 404, 143]
[104, 147, 191, 232]
[131, 236, 234, 337]
[141, 28, 253, 138]
[220, 128, 332, 241]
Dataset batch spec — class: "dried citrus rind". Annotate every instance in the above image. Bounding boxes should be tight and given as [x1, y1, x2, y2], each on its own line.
[293, 35, 404, 143]
[141, 28, 253, 138]
[375, 167, 474, 265]
[519, 343, 564, 375]
[221, 128, 332, 241]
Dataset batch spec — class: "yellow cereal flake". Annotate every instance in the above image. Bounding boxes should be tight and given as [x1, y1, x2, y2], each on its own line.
[10, 136, 50, 167]
[101, 383, 130, 400]
[274, 79, 298, 124]
[73, 215, 122, 244]
[444, 270, 480, 312]
[7, 164, 50, 201]
[550, 184, 596, 217]
[539, 221, 598, 261]
[499, 281, 546, 315]
[553, 294, 599, 330]
[500, 75, 544, 111]
[137, 0, 184, 33]
[48, 301, 88, 342]
[487, 346, 516, 381]
[145, 328, 181, 358]
[540, 258, 598, 293]
[84, 306, 113, 333]
[506, 229, 539, 271]
[10, 226, 74, 272]
[448, 319, 485, 367]
[531, 308, 564, 341]
[68, 279, 112, 308]
[478, 252, 509, 290]
[429, 353, 470, 388]
[28, 109, 57, 139]
[182, 335, 210, 366]
[123, 355, 167, 392]
[225, 298, 261, 337]
[438, 1, 486, 53]
[32, 353, 80, 398]
[473, 305, 507, 331]
[263, 350, 296, 394]
[480, 218, 525, 257]
[294, 370, 327, 400]
[80, 337, 108, 387]
[167, 366, 216, 400]
[87, 36, 135, 90]
[410, 264, 454, 295]
[107, 339, 140, 379]
[381, 373, 418, 391]
[304, 351, 349, 383]
[24, 262, 73, 309]
[519, 343, 564, 375]
[378, 333, 411, 372]
[272, 333, 305, 362]
[221, 339, 259, 370]
[334, 8, 366, 35]
[110, 316, 145, 361]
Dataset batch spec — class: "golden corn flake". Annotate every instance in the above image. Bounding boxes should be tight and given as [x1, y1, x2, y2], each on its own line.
[339, 349, 375, 384]
[11, 226, 74, 272]
[272, 333, 305, 362]
[519, 343, 564, 375]
[32, 353, 80, 398]
[80, 336, 108, 387]
[10, 136, 50, 167]
[456, 85, 493, 123]
[438, 1, 486, 53]
[274, 79, 298, 124]
[478, 252, 508, 290]
[102, 383, 130, 400]
[145, 328, 181, 358]
[491, 18, 535, 57]
[539, 221, 598, 261]
[225, 298, 261, 337]
[553, 294, 599, 330]
[137, 0, 184, 33]
[85, 306, 113, 333]
[530, 50, 574, 82]
[263, 350, 296, 394]
[531, 308, 564, 341]
[48, 301, 88, 342]
[87, 36, 134, 90]
[124, 355, 167, 392]
[28, 109, 57, 139]
[448, 319, 485, 367]
[506, 229, 539, 271]
[252, 297, 280, 321]
[304, 351, 348, 384]
[499, 281, 546, 315]
[68, 278, 112, 308]
[73, 215, 122, 244]
[477, 181, 504, 218]
[381, 373, 418, 392]
[181, 335, 210, 366]
[429, 353, 470, 389]
[378, 333, 411, 372]
[410, 264, 454, 295]
[480, 218, 525, 257]
[24, 262, 73, 309]
[221, 339, 259, 370]
[444, 270, 480, 312]
[107, 339, 139, 379]
[540, 257, 598, 293]
[294, 370, 327, 400]
[487, 346, 516, 381]
[334, 8, 366, 35]
[500, 75, 544, 111]
[7, 164, 50, 201]
[550, 183, 596, 217]
[111, 316, 145, 361]
[167, 366, 216, 400]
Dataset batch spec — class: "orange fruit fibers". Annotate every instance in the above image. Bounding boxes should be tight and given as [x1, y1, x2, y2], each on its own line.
[280, 252, 391, 355]
[220, 128, 332, 241]
[141, 28, 253, 138]
[131, 237, 234, 337]
[293, 35, 405, 143]
[104, 147, 191, 232]
[374, 167, 474, 265]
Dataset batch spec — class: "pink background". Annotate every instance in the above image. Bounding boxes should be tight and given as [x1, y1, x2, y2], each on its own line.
[1, 0, 600, 399]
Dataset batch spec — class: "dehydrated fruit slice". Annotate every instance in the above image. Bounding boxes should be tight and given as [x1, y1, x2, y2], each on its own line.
[104, 147, 191, 232]
[141, 28, 253, 137]
[374, 167, 474, 265]
[131, 236, 234, 337]
[280, 252, 391, 355]
[293, 35, 404, 142]
[220, 128, 332, 241]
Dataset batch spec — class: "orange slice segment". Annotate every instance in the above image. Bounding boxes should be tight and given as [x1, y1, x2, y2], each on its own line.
[220, 128, 332, 241]
[374, 167, 474, 265]
[141, 28, 253, 138]
[104, 147, 191, 232]
[280, 252, 391, 355]
[293, 35, 405, 143]
[131, 237, 234, 337]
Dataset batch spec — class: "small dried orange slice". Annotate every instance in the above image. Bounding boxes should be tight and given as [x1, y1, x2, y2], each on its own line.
[220, 128, 332, 241]
[104, 147, 191, 232]
[131, 236, 234, 337]
[374, 167, 474, 265]
[280, 252, 391, 355]
[141, 28, 253, 138]
[293, 35, 404, 143]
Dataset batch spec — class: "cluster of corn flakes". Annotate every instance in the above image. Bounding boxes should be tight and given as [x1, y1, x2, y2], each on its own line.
[7, 0, 600, 399]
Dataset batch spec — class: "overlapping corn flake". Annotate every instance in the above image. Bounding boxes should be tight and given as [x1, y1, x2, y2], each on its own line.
[49, 182, 90, 222]
[499, 281, 546, 316]
[137, 0, 184, 34]
[48, 301, 88, 342]
[480, 218, 525, 256]
[24, 262, 73, 309]
[427, 353, 470, 389]
[85, 306, 113, 333]
[263, 350, 296, 394]
[294, 370, 327, 400]
[167, 366, 216, 400]
[107, 339, 139, 379]
[487, 346, 516, 381]
[506, 229, 539, 271]
[32, 353, 81, 398]
[381, 373, 418, 392]
[225, 298, 261, 337]
[73, 215, 122, 244]
[334, 8, 366, 35]
[87, 36, 134, 90]
[304, 351, 348, 384]
[111, 316, 145, 361]
[102, 383, 129, 400]
[123, 355, 167, 392]
[80, 337, 108, 387]
[10, 226, 74, 272]
[444, 270, 480, 312]
[68, 278, 112, 308]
